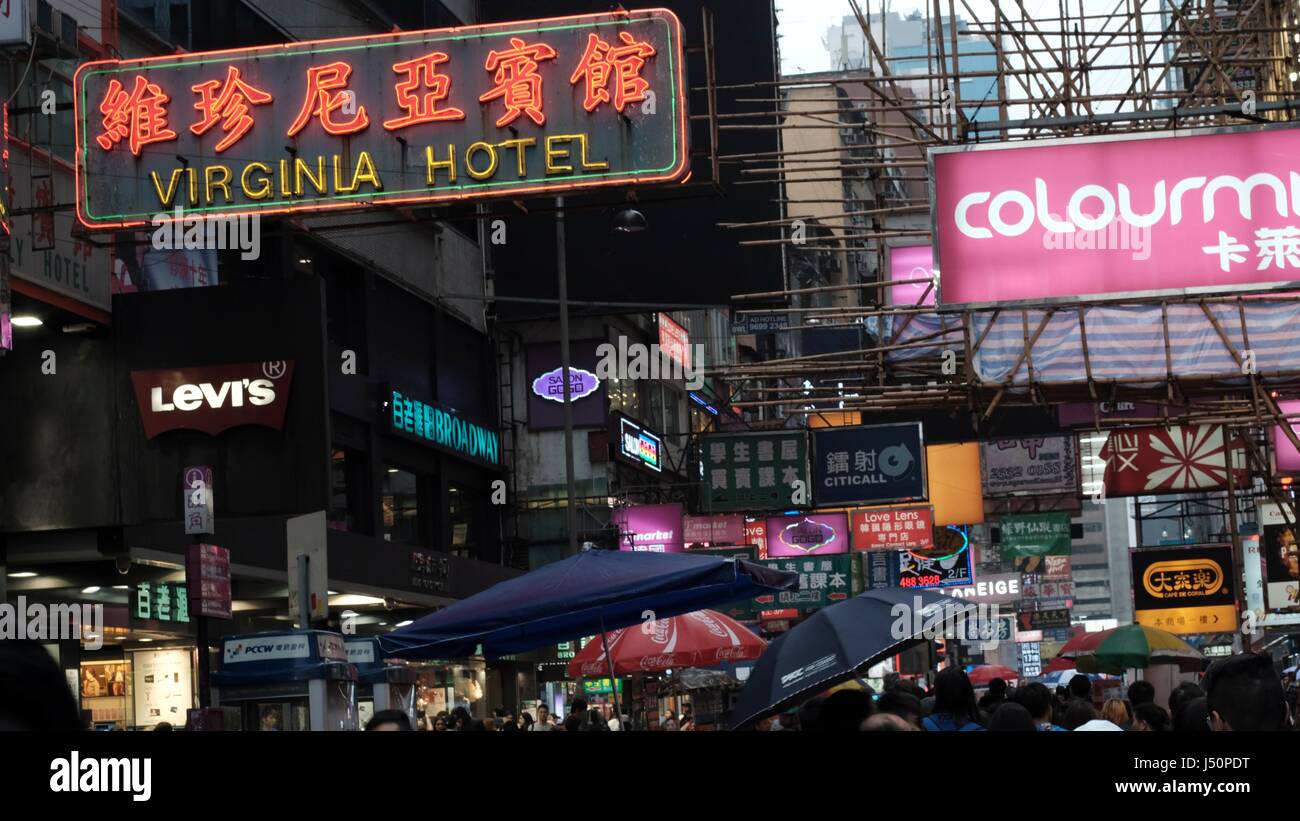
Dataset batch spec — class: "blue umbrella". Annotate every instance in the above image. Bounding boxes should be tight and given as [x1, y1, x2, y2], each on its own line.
[729, 588, 978, 729]
[377, 548, 797, 660]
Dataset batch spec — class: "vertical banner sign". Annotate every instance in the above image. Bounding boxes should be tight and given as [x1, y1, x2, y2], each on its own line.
[1019, 641, 1042, 678]
[999, 512, 1072, 557]
[0, 102, 10, 353]
[764, 512, 849, 557]
[657, 312, 691, 372]
[1130, 545, 1237, 634]
[701, 430, 810, 512]
[979, 436, 1079, 496]
[863, 550, 904, 589]
[74, 9, 688, 228]
[186, 544, 232, 619]
[1255, 504, 1300, 611]
[182, 465, 215, 536]
[613, 503, 683, 553]
[812, 423, 926, 507]
[849, 505, 935, 551]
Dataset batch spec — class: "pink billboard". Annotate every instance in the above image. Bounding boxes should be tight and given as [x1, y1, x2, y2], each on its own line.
[933, 125, 1300, 305]
[887, 245, 936, 306]
[1273, 400, 1300, 473]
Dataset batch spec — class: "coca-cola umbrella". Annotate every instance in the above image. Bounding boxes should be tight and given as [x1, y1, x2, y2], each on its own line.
[567, 610, 766, 678]
[968, 665, 1018, 686]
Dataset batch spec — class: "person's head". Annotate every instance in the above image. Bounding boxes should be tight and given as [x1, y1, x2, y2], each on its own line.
[815, 689, 875, 731]
[1132, 702, 1169, 732]
[1126, 679, 1156, 707]
[585, 709, 605, 728]
[450, 706, 471, 730]
[366, 710, 413, 731]
[1014, 682, 1055, 724]
[932, 667, 979, 723]
[1204, 652, 1288, 731]
[1101, 698, 1131, 727]
[662, 716, 678, 731]
[1169, 681, 1205, 719]
[482, 717, 497, 731]
[1173, 697, 1210, 733]
[987, 678, 1008, 698]
[860, 712, 916, 731]
[1063, 699, 1099, 730]
[153, 721, 174, 732]
[987, 702, 1036, 732]
[797, 696, 826, 732]
[537, 704, 550, 724]
[876, 691, 923, 728]
[1054, 685, 1070, 702]
[1278, 526, 1299, 579]
[1067, 674, 1093, 701]
[433, 716, 447, 731]
[570, 697, 588, 716]
[520, 711, 534, 728]
[260, 710, 279, 730]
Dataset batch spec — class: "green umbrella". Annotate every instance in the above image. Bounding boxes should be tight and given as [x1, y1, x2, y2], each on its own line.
[1074, 624, 1203, 674]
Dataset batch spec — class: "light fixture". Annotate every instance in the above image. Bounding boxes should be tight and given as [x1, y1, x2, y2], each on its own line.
[387, 468, 398, 473]
[378, 622, 388, 626]
[63, 322, 97, 334]
[81, 586, 101, 594]
[138, 638, 153, 643]
[395, 620, 413, 627]
[613, 207, 648, 233]
[112, 585, 129, 590]
[10, 315, 42, 328]
[1291, 71, 1298, 82]
[330, 594, 386, 607]
[7, 571, 37, 578]
[297, 257, 312, 266]
[327, 590, 338, 595]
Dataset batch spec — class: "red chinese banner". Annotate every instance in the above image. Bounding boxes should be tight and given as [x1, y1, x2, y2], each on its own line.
[1098, 424, 1248, 496]
[849, 505, 935, 551]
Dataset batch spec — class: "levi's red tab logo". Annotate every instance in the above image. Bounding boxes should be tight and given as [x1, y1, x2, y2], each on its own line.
[130, 360, 294, 438]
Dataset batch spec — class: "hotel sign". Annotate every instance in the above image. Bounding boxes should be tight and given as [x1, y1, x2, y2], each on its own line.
[74, 9, 688, 228]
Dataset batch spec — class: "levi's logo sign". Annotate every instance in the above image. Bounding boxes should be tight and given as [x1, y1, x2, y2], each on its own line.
[130, 360, 294, 438]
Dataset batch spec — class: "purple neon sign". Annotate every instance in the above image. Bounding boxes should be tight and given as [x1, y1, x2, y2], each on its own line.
[531, 366, 600, 404]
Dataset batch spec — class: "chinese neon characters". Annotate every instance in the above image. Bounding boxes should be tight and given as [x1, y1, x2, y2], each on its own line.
[97, 76, 178, 156]
[95, 27, 661, 156]
[287, 61, 370, 137]
[479, 37, 557, 128]
[191, 66, 273, 152]
[570, 31, 657, 113]
[384, 51, 466, 130]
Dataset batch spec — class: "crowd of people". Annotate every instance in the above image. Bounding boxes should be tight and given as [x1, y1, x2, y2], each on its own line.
[750, 652, 1297, 732]
[367, 697, 658, 732]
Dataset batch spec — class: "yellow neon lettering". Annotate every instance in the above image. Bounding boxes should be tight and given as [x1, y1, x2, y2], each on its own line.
[294, 156, 327, 195]
[242, 162, 272, 200]
[426, 144, 457, 185]
[578, 133, 609, 171]
[204, 165, 233, 204]
[465, 142, 498, 181]
[499, 137, 536, 178]
[279, 159, 291, 197]
[351, 150, 382, 191]
[545, 135, 573, 175]
[150, 169, 184, 207]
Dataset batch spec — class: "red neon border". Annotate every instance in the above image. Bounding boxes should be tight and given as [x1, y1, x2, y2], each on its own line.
[73, 8, 689, 230]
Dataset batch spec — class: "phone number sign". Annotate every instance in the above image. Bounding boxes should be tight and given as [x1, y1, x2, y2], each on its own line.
[74, 9, 688, 228]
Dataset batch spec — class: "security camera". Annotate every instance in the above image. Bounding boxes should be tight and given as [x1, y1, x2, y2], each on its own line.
[115, 556, 132, 575]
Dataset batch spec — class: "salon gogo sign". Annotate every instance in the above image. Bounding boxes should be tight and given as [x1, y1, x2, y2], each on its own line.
[932, 125, 1300, 305]
[74, 9, 688, 228]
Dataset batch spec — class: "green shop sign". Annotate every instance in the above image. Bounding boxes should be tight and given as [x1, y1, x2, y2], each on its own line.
[390, 388, 501, 469]
[582, 678, 624, 695]
[999, 512, 1072, 557]
[131, 582, 191, 625]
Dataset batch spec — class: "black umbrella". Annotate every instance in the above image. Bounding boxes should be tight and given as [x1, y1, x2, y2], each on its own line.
[729, 588, 979, 729]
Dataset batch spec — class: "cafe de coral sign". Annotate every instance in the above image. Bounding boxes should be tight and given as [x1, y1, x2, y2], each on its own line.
[74, 8, 688, 228]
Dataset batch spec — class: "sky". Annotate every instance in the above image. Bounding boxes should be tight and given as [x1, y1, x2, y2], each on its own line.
[776, 0, 937, 76]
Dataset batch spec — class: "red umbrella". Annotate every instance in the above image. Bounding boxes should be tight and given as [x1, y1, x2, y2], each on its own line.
[968, 665, 1018, 686]
[1043, 656, 1076, 674]
[1056, 629, 1109, 659]
[567, 610, 767, 678]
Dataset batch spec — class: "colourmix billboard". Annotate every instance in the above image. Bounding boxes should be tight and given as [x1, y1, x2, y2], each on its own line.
[74, 8, 688, 227]
[932, 125, 1300, 305]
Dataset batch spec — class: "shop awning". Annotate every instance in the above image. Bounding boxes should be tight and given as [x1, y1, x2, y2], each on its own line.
[377, 548, 797, 661]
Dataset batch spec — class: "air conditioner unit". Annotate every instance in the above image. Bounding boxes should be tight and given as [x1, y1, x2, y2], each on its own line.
[59, 9, 77, 48]
[36, 0, 52, 34]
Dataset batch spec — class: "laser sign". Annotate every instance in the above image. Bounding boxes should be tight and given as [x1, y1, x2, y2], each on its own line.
[73, 8, 688, 228]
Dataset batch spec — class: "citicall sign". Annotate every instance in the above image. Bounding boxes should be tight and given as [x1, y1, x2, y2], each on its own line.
[129, 360, 294, 439]
[932, 124, 1300, 305]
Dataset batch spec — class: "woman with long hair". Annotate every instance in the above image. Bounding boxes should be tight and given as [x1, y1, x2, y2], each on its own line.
[1101, 698, 1131, 727]
[921, 668, 985, 731]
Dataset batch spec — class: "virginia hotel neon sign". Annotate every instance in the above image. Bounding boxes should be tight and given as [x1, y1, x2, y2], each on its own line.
[73, 9, 688, 228]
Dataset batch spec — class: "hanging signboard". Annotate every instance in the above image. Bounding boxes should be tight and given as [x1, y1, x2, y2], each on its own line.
[682, 514, 745, 547]
[751, 555, 852, 614]
[980, 436, 1079, 497]
[75, 8, 689, 228]
[849, 505, 934, 551]
[1131, 544, 1237, 634]
[1093, 424, 1247, 496]
[1255, 504, 1300, 611]
[999, 512, 1072, 558]
[613, 503, 683, 553]
[700, 430, 810, 512]
[898, 525, 974, 589]
[811, 422, 927, 507]
[764, 512, 849, 557]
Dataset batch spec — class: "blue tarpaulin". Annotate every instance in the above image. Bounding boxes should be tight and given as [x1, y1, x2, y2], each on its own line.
[377, 548, 799, 661]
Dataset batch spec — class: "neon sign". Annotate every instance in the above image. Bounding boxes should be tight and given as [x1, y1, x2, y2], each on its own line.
[390, 388, 501, 469]
[531, 366, 600, 403]
[74, 9, 688, 228]
[614, 413, 662, 473]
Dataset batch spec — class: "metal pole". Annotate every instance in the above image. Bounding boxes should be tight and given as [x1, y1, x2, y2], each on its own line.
[298, 553, 311, 630]
[557, 195, 579, 556]
[598, 611, 623, 729]
[193, 535, 211, 709]
[1224, 434, 1249, 653]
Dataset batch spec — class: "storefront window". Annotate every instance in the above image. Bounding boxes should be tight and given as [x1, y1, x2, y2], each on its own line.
[607, 376, 640, 419]
[382, 468, 420, 545]
[448, 484, 474, 559]
[414, 661, 487, 725]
